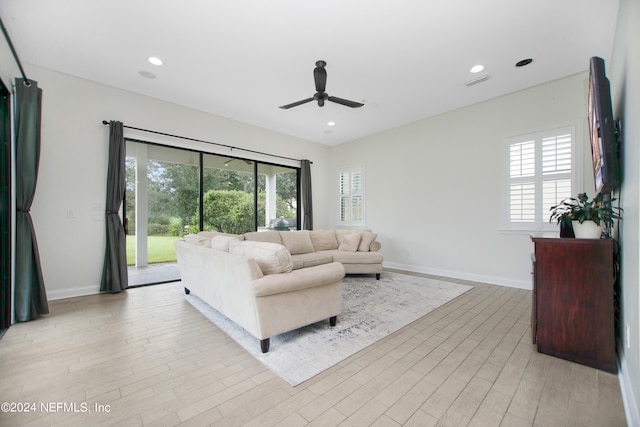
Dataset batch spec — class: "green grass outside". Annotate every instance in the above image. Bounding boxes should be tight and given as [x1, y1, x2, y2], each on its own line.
[126, 235, 182, 266]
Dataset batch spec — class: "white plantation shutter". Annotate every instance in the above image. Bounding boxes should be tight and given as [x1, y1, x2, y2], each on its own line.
[541, 132, 572, 220]
[505, 126, 574, 230]
[509, 140, 536, 222]
[339, 168, 364, 224]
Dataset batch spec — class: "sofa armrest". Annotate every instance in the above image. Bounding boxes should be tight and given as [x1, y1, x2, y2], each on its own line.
[253, 262, 345, 297]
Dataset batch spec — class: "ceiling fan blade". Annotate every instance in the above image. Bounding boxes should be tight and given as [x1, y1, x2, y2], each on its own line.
[314, 61, 327, 93]
[279, 98, 314, 109]
[328, 96, 364, 108]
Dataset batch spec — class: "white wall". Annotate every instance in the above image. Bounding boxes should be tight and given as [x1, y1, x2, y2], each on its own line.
[609, 0, 640, 422]
[330, 72, 593, 288]
[21, 64, 332, 299]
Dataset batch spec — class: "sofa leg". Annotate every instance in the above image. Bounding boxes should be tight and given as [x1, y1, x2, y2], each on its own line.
[184, 287, 191, 294]
[376, 273, 380, 280]
[330, 316, 337, 327]
[260, 338, 270, 353]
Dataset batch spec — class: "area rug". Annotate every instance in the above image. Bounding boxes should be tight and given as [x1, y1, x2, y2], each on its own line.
[185, 271, 473, 386]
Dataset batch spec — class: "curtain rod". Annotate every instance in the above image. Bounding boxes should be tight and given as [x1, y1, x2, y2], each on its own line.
[0, 17, 30, 86]
[102, 120, 311, 164]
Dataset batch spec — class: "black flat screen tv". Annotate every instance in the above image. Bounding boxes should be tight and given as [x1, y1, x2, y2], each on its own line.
[588, 56, 620, 195]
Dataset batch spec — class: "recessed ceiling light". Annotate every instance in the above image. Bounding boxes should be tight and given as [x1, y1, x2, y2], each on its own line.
[147, 56, 163, 66]
[515, 58, 533, 67]
[470, 65, 485, 73]
[327, 121, 336, 126]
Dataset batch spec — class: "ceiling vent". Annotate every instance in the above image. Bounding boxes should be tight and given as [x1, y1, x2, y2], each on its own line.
[465, 74, 489, 87]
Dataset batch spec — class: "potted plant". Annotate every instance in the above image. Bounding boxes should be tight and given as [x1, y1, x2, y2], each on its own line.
[549, 192, 622, 239]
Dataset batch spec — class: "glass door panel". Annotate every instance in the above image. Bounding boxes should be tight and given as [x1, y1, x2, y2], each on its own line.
[257, 163, 299, 230]
[126, 142, 198, 285]
[202, 154, 256, 234]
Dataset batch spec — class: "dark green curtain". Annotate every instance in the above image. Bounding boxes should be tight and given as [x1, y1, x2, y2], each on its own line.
[100, 121, 128, 293]
[301, 159, 313, 230]
[14, 78, 48, 322]
[0, 79, 11, 329]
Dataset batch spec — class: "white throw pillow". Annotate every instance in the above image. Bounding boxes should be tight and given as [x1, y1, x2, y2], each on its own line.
[184, 234, 211, 247]
[309, 230, 339, 251]
[211, 235, 240, 252]
[229, 240, 293, 275]
[279, 230, 314, 254]
[358, 232, 377, 252]
[338, 233, 361, 252]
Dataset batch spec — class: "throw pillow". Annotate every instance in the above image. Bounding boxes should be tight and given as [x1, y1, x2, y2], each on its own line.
[211, 235, 240, 252]
[279, 230, 314, 255]
[198, 231, 242, 240]
[184, 234, 211, 247]
[358, 232, 378, 252]
[338, 233, 361, 252]
[229, 240, 293, 275]
[243, 231, 283, 245]
[336, 228, 372, 246]
[309, 230, 339, 251]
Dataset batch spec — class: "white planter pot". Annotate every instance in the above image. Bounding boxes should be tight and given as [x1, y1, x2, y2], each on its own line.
[571, 220, 602, 239]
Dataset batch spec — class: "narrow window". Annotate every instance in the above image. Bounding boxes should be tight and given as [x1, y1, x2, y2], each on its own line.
[339, 168, 364, 226]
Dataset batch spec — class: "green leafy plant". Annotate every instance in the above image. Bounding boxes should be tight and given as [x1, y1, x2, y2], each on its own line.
[549, 193, 622, 229]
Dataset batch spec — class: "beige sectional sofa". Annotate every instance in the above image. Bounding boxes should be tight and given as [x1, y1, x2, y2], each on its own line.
[174, 229, 383, 353]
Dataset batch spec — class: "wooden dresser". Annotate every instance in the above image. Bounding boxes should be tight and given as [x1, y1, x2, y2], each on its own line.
[531, 237, 617, 373]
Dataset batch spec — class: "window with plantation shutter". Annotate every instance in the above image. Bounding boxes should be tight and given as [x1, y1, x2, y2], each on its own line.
[338, 168, 364, 225]
[503, 126, 575, 231]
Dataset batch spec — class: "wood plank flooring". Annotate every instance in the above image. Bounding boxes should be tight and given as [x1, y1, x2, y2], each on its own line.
[0, 270, 627, 426]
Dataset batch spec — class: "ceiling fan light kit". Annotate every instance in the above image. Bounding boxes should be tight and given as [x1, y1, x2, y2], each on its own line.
[279, 60, 364, 109]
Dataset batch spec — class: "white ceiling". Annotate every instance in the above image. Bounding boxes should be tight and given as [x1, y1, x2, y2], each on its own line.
[0, 0, 620, 146]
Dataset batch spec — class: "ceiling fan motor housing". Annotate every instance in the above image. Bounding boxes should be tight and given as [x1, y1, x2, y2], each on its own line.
[313, 92, 328, 106]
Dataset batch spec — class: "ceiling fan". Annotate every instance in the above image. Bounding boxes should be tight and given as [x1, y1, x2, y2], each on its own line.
[279, 60, 364, 109]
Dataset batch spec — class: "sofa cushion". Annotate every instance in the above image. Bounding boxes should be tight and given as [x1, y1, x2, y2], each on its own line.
[324, 249, 384, 265]
[279, 230, 314, 255]
[244, 231, 282, 245]
[229, 240, 292, 275]
[338, 233, 361, 252]
[184, 234, 212, 247]
[291, 258, 304, 270]
[211, 234, 241, 252]
[290, 252, 334, 269]
[253, 262, 345, 297]
[309, 230, 339, 251]
[358, 232, 378, 252]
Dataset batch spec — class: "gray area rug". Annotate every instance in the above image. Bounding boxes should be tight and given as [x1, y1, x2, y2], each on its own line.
[185, 271, 473, 386]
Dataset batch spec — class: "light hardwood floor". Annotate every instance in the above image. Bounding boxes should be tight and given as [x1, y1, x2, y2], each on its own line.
[0, 270, 627, 426]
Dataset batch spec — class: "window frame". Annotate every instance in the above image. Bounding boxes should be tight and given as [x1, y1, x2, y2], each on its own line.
[337, 167, 365, 227]
[501, 125, 579, 233]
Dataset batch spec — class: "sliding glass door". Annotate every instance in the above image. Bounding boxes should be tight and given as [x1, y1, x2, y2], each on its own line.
[125, 139, 300, 285]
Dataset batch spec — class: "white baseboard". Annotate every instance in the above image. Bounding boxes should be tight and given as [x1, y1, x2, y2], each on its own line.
[618, 350, 640, 427]
[47, 285, 100, 301]
[383, 261, 531, 290]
